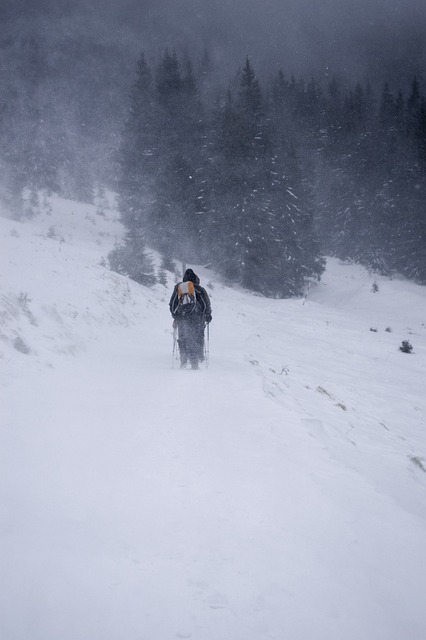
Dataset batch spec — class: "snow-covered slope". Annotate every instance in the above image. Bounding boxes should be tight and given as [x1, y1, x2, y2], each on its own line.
[1, 196, 426, 640]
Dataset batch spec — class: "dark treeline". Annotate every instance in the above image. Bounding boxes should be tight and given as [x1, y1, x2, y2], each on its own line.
[1, 30, 425, 295]
[0, 28, 130, 211]
[115, 50, 426, 294]
[115, 52, 325, 296]
[313, 76, 426, 284]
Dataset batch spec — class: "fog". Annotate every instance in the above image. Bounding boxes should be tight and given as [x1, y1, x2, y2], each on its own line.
[1, 0, 426, 212]
[1, 1, 425, 293]
[3, 0, 426, 85]
[84, 0, 426, 83]
[88, 0, 426, 87]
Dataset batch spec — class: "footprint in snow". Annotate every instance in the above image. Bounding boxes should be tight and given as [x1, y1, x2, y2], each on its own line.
[207, 593, 228, 610]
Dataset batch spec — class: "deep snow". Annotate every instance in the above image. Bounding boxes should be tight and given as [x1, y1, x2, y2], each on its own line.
[1, 195, 426, 640]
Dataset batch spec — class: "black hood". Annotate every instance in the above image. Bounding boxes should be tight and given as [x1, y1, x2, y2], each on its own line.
[183, 269, 199, 285]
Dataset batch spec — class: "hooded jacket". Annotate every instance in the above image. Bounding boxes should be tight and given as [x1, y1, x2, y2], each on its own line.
[169, 269, 212, 320]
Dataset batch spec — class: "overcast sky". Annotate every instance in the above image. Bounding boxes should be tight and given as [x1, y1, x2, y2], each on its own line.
[3, 0, 426, 86]
[91, 0, 426, 83]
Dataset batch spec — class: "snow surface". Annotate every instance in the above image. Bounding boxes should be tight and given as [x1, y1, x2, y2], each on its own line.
[1, 195, 426, 640]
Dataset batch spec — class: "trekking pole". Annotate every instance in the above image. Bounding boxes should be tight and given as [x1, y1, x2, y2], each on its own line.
[172, 324, 177, 368]
[205, 322, 210, 368]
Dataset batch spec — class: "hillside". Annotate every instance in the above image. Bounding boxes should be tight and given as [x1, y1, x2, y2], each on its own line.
[1, 195, 426, 640]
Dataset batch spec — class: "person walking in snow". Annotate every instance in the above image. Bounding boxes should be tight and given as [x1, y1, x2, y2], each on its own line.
[169, 268, 212, 369]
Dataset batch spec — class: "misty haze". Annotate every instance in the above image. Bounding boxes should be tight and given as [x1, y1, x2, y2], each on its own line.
[2, 2, 426, 639]
[1, 0, 426, 286]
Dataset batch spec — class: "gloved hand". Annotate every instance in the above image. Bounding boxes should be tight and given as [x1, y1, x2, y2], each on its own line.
[205, 313, 212, 323]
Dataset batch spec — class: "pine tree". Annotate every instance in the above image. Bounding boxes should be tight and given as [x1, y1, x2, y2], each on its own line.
[211, 59, 324, 295]
[150, 50, 208, 262]
[406, 77, 421, 137]
[118, 52, 156, 231]
[108, 229, 155, 286]
[316, 80, 378, 263]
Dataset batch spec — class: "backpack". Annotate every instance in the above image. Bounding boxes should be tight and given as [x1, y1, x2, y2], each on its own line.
[176, 281, 197, 317]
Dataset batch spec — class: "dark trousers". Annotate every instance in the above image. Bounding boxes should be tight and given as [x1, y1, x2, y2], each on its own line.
[177, 317, 205, 366]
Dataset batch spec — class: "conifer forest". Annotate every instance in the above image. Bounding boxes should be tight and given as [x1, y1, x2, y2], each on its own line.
[1, 3, 426, 296]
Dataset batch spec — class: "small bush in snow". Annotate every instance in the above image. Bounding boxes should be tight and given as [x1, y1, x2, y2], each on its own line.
[46, 225, 56, 239]
[385, 327, 392, 333]
[17, 292, 37, 325]
[13, 336, 31, 354]
[371, 282, 379, 293]
[409, 456, 426, 472]
[18, 292, 31, 307]
[399, 340, 413, 354]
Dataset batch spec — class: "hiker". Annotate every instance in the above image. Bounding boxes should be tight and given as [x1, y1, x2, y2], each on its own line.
[169, 268, 212, 369]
